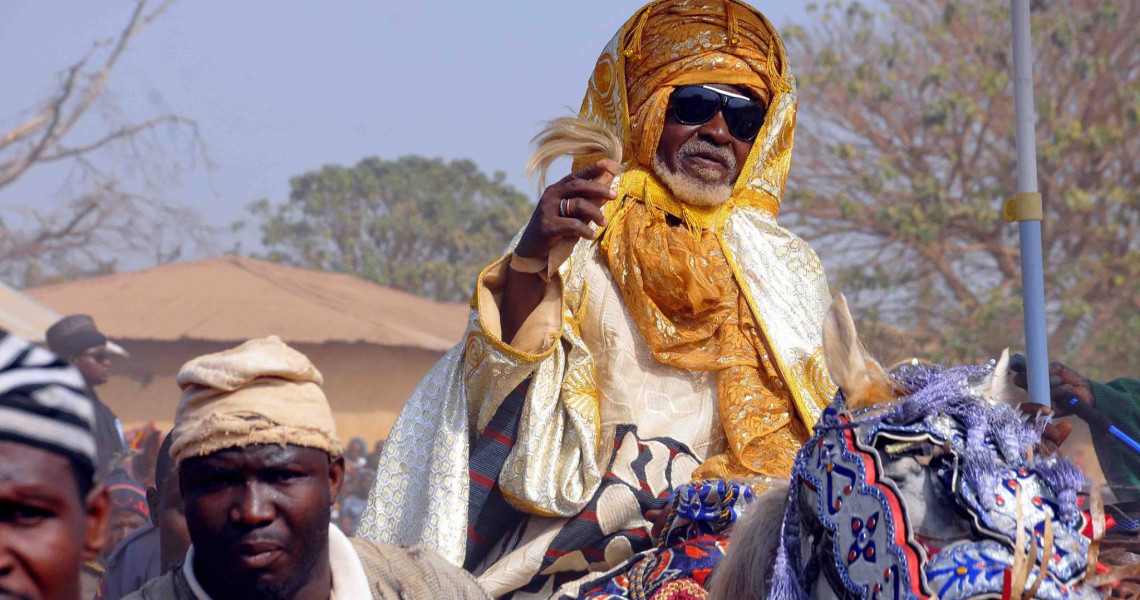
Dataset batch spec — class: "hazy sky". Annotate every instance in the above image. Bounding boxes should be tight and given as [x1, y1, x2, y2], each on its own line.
[0, 1, 808, 255]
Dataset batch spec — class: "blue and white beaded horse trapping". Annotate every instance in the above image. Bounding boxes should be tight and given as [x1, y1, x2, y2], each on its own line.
[659, 479, 756, 549]
[773, 363, 1099, 600]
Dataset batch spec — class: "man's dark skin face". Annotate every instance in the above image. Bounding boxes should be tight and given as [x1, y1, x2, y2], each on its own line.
[180, 444, 344, 600]
[103, 509, 147, 562]
[70, 346, 111, 387]
[654, 83, 757, 189]
[0, 440, 110, 600]
[146, 476, 190, 573]
[345, 440, 365, 462]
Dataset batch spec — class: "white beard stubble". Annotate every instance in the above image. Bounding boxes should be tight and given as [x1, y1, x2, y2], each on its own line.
[651, 139, 736, 207]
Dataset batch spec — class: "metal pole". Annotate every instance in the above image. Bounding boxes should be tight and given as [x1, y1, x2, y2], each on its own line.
[1010, 0, 1051, 407]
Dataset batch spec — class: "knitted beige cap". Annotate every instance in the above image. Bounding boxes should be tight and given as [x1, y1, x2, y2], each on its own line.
[171, 336, 342, 464]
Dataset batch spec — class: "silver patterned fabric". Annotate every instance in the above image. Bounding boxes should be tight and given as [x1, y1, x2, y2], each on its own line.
[357, 346, 470, 564]
[722, 207, 834, 423]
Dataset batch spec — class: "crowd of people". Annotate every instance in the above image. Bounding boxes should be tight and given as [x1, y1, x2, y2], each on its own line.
[334, 438, 385, 537]
[1, 326, 490, 600]
[24, 315, 393, 598]
[3, 1, 1138, 599]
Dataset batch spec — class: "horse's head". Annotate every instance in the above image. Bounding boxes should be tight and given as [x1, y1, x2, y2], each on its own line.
[758, 295, 1099, 600]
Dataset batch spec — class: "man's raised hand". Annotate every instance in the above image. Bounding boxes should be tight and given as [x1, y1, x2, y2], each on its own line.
[514, 159, 620, 260]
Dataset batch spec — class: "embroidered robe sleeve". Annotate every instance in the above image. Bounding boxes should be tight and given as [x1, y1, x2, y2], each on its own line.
[465, 250, 604, 517]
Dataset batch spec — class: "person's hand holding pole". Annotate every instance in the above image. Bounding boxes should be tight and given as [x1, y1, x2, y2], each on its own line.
[1010, 355, 1085, 448]
[1012, 356, 1140, 457]
[1011, 357, 1095, 418]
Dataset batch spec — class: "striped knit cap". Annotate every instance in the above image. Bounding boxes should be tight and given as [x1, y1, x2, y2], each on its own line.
[0, 329, 97, 478]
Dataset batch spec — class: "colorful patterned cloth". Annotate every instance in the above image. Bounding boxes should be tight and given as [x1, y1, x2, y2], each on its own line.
[570, 535, 728, 600]
[657, 480, 754, 549]
[465, 377, 698, 593]
[767, 363, 1100, 600]
[551, 480, 754, 600]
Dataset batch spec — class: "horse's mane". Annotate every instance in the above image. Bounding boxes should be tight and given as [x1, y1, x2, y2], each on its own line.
[847, 362, 1084, 520]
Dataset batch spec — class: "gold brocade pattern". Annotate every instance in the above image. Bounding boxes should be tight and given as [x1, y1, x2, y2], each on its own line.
[792, 346, 839, 410]
[601, 173, 806, 477]
[719, 210, 834, 425]
[602, 198, 747, 370]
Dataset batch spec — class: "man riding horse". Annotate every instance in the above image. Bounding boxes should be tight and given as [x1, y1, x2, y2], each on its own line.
[360, 1, 835, 597]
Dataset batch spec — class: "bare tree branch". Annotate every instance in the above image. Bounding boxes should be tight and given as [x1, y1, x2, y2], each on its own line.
[38, 115, 198, 163]
[0, 0, 179, 188]
[0, 0, 218, 287]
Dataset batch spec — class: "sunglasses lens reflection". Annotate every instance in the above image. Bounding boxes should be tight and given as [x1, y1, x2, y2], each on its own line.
[723, 100, 764, 142]
[671, 87, 722, 125]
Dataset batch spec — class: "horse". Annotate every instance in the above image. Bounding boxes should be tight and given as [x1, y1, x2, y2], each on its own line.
[709, 294, 1102, 600]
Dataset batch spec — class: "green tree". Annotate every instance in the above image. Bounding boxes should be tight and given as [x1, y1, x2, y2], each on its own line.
[783, 0, 1140, 379]
[249, 155, 531, 302]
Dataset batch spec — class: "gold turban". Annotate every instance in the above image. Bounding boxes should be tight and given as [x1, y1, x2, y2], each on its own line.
[623, 0, 785, 167]
[170, 336, 342, 464]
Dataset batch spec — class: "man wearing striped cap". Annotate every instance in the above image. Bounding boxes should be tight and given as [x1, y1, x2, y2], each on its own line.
[0, 329, 113, 600]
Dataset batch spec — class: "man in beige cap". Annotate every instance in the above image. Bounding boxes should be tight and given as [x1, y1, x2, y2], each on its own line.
[125, 336, 490, 600]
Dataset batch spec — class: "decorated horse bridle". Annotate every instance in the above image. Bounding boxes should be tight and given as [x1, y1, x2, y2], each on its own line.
[773, 363, 1099, 600]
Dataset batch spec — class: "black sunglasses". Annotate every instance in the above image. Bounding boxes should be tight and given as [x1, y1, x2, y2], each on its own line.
[670, 85, 766, 142]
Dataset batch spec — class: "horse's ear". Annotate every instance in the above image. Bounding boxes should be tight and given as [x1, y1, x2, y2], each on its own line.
[978, 348, 1029, 406]
[822, 293, 895, 410]
[822, 293, 862, 393]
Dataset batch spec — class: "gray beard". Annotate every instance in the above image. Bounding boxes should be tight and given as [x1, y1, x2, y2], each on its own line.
[651, 143, 735, 207]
